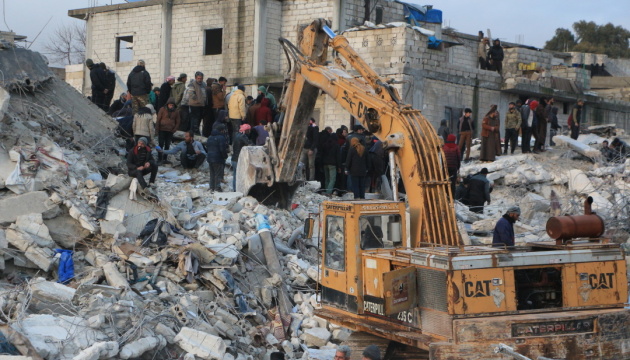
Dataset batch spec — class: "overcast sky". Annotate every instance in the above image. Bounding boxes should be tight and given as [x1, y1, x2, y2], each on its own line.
[1, 0, 629, 67]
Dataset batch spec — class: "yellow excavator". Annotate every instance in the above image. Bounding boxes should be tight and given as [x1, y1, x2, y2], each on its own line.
[238, 19, 630, 360]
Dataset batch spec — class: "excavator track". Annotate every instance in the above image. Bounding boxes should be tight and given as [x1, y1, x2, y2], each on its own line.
[342, 332, 429, 360]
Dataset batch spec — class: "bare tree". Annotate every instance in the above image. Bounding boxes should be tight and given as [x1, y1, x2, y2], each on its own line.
[44, 22, 86, 66]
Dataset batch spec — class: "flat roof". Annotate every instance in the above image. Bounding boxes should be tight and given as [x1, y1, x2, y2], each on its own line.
[68, 0, 162, 19]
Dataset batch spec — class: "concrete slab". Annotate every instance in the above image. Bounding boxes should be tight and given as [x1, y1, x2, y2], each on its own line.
[0, 191, 57, 225]
[106, 189, 158, 237]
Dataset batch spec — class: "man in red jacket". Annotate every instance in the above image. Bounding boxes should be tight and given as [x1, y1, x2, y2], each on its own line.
[443, 134, 461, 195]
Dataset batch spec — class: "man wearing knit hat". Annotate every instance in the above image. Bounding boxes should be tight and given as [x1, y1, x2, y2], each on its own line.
[362, 345, 381, 360]
[127, 137, 158, 190]
[85, 58, 108, 110]
[231, 124, 252, 191]
[126, 59, 152, 114]
[493, 205, 520, 247]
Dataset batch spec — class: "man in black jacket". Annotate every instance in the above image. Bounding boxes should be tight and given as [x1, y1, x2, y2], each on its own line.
[86, 59, 109, 111]
[126, 59, 152, 114]
[301, 118, 319, 181]
[487, 39, 504, 75]
[467, 168, 491, 214]
[127, 137, 158, 189]
[206, 124, 229, 192]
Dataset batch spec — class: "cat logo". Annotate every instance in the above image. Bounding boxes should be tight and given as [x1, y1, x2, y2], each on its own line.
[464, 280, 492, 297]
[589, 273, 615, 290]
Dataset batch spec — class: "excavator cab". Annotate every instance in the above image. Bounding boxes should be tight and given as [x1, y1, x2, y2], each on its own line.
[320, 200, 406, 314]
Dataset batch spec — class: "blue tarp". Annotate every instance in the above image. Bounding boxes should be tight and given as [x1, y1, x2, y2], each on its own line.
[395, 1, 443, 24]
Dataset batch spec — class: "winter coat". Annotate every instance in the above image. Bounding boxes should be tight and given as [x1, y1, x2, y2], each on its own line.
[163, 140, 206, 156]
[481, 115, 499, 138]
[437, 119, 450, 142]
[171, 81, 186, 107]
[183, 80, 207, 107]
[321, 136, 340, 167]
[228, 89, 247, 120]
[89, 65, 108, 92]
[211, 82, 226, 109]
[492, 214, 515, 247]
[206, 129, 229, 164]
[487, 43, 504, 62]
[157, 82, 172, 112]
[255, 98, 273, 126]
[254, 125, 269, 145]
[443, 142, 461, 170]
[505, 109, 521, 130]
[458, 116, 474, 133]
[132, 108, 155, 140]
[467, 173, 490, 205]
[346, 145, 369, 177]
[126, 65, 152, 96]
[156, 101, 181, 133]
[304, 125, 319, 150]
[232, 132, 252, 162]
[246, 103, 261, 126]
[521, 104, 532, 128]
[127, 144, 155, 171]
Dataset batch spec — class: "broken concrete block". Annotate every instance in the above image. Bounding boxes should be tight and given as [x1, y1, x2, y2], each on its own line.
[174, 327, 227, 360]
[5, 227, 55, 250]
[44, 214, 91, 248]
[331, 328, 351, 342]
[0, 191, 57, 225]
[303, 327, 331, 347]
[100, 220, 127, 235]
[155, 323, 177, 344]
[567, 169, 596, 195]
[24, 246, 55, 271]
[72, 341, 119, 360]
[119, 336, 166, 359]
[102, 262, 129, 289]
[30, 278, 76, 303]
[301, 348, 337, 360]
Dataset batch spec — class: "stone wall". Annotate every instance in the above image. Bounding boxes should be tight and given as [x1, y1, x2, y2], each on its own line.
[341, 0, 405, 29]
[64, 64, 84, 94]
[503, 47, 554, 78]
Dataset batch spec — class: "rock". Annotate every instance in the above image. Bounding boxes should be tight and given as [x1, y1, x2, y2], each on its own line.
[72, 341, 119, 360]
[100, 220, 127, 235]
[519, 193, 550, 222]
[174, 327, 227, 360]
[102, 262, 129, 289]
[30, 278, 76, 303]
[303, 327, 331, 347]
[44, 214, 92, 248]
[0, 191, 57, 225]
[301, 349, 337, 360]
[567, 169, 595, 194]
[119, 336, 166, 359]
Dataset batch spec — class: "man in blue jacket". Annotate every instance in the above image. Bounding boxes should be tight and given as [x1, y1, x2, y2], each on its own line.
[159, 131, 207, 169]
[492, 206, 520, 247]
[206, 124, 228, 192]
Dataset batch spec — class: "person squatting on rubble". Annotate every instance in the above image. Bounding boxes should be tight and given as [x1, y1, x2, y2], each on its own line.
[503, 102, 521, 155]
[569, 99, 584, 140]
[228, 84, 247, 141]
[127, 137, 158, 189]
[610, 137, 630, 161]
[126, 59, 153, 114]
[302, 118, 319, 181]
[362, 345, 382, 360]
[86, 58, 110, 111]
[156, 98, 181, 164]
[132, 106, 155, 146]
[480, 105, 501, 162]
[206, 123, 229, 192]
[458, 108, 474, 161]
[335, 345, 352, 360]
[600, 140, 615, 162]
[232, 124, 253, 191]
[158, 131, 207, 169]
[492, 205, 521, 247]
[443, 134, 461, 195]
[467, 168, 491, 214]
[346, 136, 369, 199]
[182, 71, 207, 135]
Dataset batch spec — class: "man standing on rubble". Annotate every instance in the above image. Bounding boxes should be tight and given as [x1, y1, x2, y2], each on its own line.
[458, 108, 474, 161]
[520, 99, 533, 153]
[206, 123, 228, 192]
[86, 59, 108, 111]
[126, 60, 152, 114]
[232, 124, 253, 191]
[159, 131, 207, 170]
[182, 71, 207, 135]
[570, 99, 584, 140]
[467, 168, 491, 214]
[228, 84, 247, 140]
[493, 206, 520, 247]
[503, 102, 521, 155]
[127, 137, 158, 190]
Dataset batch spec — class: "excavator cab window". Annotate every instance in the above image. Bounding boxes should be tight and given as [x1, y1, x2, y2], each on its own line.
[325, 215, 345, 271]
[360, 215, 402, 250]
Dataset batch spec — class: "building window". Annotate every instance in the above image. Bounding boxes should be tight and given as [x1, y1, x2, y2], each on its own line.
[375, 7, 384, 24]
[204, 28, 223, 56]
[115, 35, 134, 62]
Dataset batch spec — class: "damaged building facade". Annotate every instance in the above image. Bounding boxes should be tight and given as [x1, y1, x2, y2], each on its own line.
[67, 0, 630, 134]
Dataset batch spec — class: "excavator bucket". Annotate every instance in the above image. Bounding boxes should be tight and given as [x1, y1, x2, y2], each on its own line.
[235, 145, 304, 209]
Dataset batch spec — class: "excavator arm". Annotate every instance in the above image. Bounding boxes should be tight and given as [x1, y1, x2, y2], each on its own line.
[237, 19, 460, 246]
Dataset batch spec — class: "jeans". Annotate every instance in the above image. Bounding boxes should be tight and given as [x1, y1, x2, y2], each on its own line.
[179, 105, 190, 131]
[301, 149, 317, 181]
[189, 106, 203, 134]
[504, 128, 518, 154]
[128, 165, 157, 189]
[209, 162, 225, 191]
[158, 131, 174, 161]
[232, 161, 238, 191]
[180, 152, 205, 169]
[521, 126, 532, 153]
[351, 175, 366, 199]
[570, 124, 579, 140]
[324, 165, 336, 194]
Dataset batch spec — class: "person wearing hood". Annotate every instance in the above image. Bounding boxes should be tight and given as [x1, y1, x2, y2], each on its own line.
[159, 131, 207, 169]
[172, 73, 187, 107]
[86, 59, 109, 111]
[206, 123, 229, 192]
[157, 76, 175, 113]
[126, 59, 152, 114]
[132, 106, 155, 145]
[437, 119, 450, 142]
[480, 105, 500, 161]
[156, 98, 181, 163]
[228, 84, 247, 139]
[246, 94, 263, 126]
[181, 71, 207, 135]
[127, 137, 158, 189]
[492, 206, 520, 247]
[346, 137, 369, 199]
[257, 85, 276, 110]
[487, 39, 504, 74]
[232, 124, 253, 191]
[443, 134, 461, 195]
[149, 87, 160, 108]
[255, 97, 273, 126]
